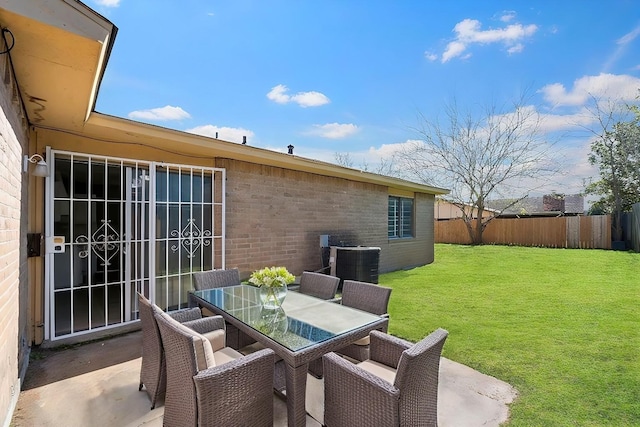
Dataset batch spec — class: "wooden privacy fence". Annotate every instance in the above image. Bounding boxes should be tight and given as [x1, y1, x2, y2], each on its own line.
[435, 215, 611, 249]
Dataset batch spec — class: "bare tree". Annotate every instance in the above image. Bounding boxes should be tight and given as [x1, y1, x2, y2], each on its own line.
[334, 152, 355, 168]
[334, 152, 401, 176]
[398, 97, 560, 244]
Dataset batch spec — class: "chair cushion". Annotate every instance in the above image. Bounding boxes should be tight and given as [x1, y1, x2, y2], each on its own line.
[353, 335, 370, 346]
[160, 311, 216, 371]
[202, 329, 226, 352]
[357, 359, 397, 384]
[201, 307, 216, 317]
[238, 342, 266, 355]
[213, 346, 244, 365]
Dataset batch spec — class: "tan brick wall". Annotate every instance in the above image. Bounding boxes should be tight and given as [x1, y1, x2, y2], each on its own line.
[0, 38, 30, 426]
[217, 159, 435, 280]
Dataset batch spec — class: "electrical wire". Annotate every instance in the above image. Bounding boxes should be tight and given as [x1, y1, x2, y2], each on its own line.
[0, 28, 15, 55]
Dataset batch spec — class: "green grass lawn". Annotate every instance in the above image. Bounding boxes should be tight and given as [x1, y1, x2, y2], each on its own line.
[381, 244, 640, 426]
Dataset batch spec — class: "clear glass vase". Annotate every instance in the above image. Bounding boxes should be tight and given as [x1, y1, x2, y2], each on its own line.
[257, 306, 289, 336]
[259, 284, 288, 309]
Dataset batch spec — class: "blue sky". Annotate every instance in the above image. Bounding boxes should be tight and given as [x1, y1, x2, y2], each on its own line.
[92, 1, 640, 197]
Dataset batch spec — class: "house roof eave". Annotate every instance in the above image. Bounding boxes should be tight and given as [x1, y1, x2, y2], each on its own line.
[0, 0, 117, 130]
[77, 112, 450, 196]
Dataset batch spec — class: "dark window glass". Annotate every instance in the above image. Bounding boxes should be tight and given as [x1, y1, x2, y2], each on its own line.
[54, 158, 72, 198]
[388, 196, 414, 238]
[400, 198, 414, 237]
[73, 161, 89, 199]
[91, 162, 105, 199]
[106, 163, 122, 201]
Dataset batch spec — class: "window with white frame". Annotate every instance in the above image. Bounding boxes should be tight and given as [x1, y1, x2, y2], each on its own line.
[388, 196, 414, 238]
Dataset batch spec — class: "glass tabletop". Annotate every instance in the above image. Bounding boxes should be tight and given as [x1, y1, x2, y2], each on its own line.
[192, 285, 383, 352]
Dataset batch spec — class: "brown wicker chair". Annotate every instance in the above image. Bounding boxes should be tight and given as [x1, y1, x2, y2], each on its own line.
[323, 329, 448, 427]
[337, 280, 392, 362]
[192, 268, 241, 290]
[191, 268, 255, 350]
[298, 271, 340, 300]
[154, 305, 275, 427]
[138, 292, 215, 409]
[308, 280, 392, 379]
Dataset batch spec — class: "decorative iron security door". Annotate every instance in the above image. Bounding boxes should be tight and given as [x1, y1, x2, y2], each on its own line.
[46, 150, 225, 340]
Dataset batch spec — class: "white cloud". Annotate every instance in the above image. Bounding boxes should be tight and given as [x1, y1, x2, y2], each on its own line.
[442, 41, 467, 62]
[266, 84, 290, 104]
[537, 108, 596, 133]
[424, 51, 438, 61]
[128, 105, 191, 121]
[368, 140, 417, 158]
[499, 11, 517, 23]
[306, 123, 358, 139]
[266, 84, 330, 107]
[539, 73, 640, 106]
[507, 43, 524, 54]
[185, 125, 255, 144]
[441, 18, 538, 63]
[291, 91, 330, 107]
[95, 0, 120, 7]
[617, 25, 640, 45]
[603, 24, 640, 72]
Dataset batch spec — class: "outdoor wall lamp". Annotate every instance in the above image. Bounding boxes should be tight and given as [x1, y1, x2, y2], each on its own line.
[23, 154, 49, 177]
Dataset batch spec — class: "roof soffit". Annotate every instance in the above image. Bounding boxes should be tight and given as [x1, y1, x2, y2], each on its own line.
[0, 0, 114, 130]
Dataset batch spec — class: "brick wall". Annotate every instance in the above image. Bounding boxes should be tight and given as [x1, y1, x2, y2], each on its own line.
[0, 39, 30, 426]
[383, 192, 435, 270]
[217, 159, 435, 279]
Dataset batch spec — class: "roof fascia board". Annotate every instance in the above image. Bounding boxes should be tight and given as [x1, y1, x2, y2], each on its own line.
[86, 27, 116, 121]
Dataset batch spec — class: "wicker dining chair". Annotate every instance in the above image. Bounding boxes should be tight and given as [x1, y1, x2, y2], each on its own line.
[191, 268, 256, 349]
[192, 268, 241, 290]
[298, 271, 340, 300]
[308, 280, 392, 379]
[323, 328, 448, 427]
[154, 305, 275, 427]
[137, 292, 223, 410]
[337, 280, 392, 362]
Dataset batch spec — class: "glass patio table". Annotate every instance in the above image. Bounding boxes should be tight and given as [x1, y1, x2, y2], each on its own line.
[189, 284, 388, 427]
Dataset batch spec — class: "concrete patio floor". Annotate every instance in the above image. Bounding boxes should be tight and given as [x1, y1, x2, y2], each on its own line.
[11, 330, 517, 426]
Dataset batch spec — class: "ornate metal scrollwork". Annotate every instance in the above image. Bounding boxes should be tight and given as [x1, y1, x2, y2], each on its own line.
[74, 219, 120, 266]
[170, 218, 212, 258]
